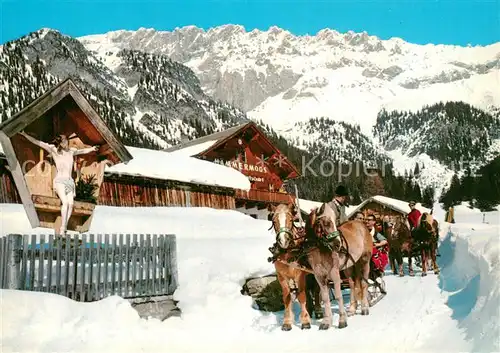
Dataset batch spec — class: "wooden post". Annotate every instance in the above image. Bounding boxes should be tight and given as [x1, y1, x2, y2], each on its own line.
[5, 234, 22, 289]
[293, 184, 304, 225]
[0, 131, 40, 228]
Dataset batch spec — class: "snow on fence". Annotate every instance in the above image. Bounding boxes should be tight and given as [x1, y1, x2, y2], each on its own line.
[0, 233, 178, 302]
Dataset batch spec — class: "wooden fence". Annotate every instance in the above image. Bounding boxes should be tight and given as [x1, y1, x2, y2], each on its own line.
[0, 233, 178, 302]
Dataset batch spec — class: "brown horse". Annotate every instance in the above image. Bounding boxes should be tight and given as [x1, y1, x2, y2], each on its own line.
[385, 215, 415, 277]
[414, 213, 440, 276]
[305, 203, 373, 330]
[267, 203, 312, 331]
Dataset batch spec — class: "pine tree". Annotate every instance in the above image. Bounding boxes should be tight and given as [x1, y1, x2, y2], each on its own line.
[422, 186, 435, 208]
[413, 163, 420, 177]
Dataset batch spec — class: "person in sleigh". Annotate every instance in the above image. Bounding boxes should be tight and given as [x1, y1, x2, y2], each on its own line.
[365, 214, 389, 278]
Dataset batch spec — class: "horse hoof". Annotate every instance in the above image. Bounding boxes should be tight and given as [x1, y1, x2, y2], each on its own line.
[347, 311, 356, 317]
[434, 270, 440, 275]
[319, 323, 330, 330]
[301, 323, 311, 330]
[410, 272, 415, 277]
[399, 273, 404, 277]
[361, 308, 369, 316]
[338, 321, 347, 329]
[281, 324, 292, 331]
[422, 272, 427, 277]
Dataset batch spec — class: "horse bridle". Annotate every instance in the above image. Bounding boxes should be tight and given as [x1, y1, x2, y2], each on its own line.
[313, 214, 340, 240]
[269, 212, 304, 247]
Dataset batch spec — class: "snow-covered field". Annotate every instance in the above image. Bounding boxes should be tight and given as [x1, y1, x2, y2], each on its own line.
[1, 202, 499, 352]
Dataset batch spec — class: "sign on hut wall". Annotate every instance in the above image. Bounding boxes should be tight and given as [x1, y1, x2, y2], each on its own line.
[0, 79, 132, 233]
[213, 158, 269, 174]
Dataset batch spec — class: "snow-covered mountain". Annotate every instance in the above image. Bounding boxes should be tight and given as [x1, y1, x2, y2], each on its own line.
[79, 25, 500, 135]
[79, 25, 500, 190]
[0, 29, 248, 149]
[1, 26, 499, 194]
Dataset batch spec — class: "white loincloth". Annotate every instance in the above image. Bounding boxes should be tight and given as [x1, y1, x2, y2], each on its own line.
[53, 177, 76, 195]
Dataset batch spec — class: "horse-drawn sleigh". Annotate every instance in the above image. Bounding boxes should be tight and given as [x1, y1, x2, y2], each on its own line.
[266, 201, 440, 331]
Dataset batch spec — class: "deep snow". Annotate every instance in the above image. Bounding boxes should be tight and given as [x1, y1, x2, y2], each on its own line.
[0, 202, 499, 352]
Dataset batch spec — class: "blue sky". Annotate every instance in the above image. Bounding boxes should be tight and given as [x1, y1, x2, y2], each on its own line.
[0, 0, 498, 46]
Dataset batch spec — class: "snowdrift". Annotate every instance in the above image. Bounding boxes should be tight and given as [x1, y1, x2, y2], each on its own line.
[435, 204, 500, 353]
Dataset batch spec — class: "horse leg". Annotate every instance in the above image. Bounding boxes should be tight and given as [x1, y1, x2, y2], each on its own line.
[431, 241, 440, 274]
[330, 269, 347, 329]
[278, 275, 294, 330]
[397, 251, 404, 277]
[360, 258, 370, 315]
[346, 269, 357, 317]
[408, 252, 415, 276]
[305, 274, 315, 319]
[297, 273, 312, 329]
[313, 282, 323, 319]
[421, 247, 427, 277]
[316, 278, 333, 330]
[390, 251, 397, 275]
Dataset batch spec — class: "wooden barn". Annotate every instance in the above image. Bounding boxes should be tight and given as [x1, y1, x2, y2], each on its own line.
[99, 145, 249, 209]
[0, 78, 131, 232]
[0, 78, 252, 234]
[346, 195, 431, 221]
[164, 121, 301, 219]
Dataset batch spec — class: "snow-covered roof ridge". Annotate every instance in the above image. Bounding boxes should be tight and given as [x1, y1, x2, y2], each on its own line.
[105, 145, 251, 190]
[346, 194, 431, 218]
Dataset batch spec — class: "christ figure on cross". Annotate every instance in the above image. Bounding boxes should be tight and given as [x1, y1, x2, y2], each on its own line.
[20, 131, 99, 235]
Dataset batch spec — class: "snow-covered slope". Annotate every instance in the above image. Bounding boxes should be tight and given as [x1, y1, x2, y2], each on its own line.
[2, 203, 499, 352]
[79, 25, 500, 136]
[79, 26, 500, 188]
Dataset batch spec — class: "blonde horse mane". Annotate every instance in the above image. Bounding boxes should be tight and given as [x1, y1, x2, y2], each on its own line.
[417, 212, 434, 229]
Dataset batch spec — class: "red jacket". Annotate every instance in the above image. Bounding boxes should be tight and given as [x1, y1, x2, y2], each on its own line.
[408, 209, 422, 229]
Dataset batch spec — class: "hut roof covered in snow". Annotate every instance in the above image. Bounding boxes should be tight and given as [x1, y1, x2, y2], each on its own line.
[346, 195, 431, 218]
[105, 146, 251, 191]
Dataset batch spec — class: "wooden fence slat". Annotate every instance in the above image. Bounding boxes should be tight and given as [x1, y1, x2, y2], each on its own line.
[163, 234, 169, 294]
[118, 234, 123, 297]
[70, 234, 78, 300]
[38, 234, 45, 291]
[88, 234, 95, 301]
[55, 234, 62, 294]
[125, 234, 131, 298]
[64, 234, 71, 297]
[145, 234, 151, 295]
[0, 237, 5, 288]
[103, 234, 109, 298]
[132, 234, 138, 297]
[138, 234, 144, 296]
[152, 234, 157, 295]
[21, 236, 28, 290]
[29, 234, 36, 291]
[79, 234, 87, 302]
[47, 234, 53, 293]
[111, 234, 117, 296]
[96, 234, 102, 300]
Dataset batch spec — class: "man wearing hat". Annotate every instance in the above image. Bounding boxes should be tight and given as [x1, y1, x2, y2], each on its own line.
[407, 200, 422, 231]
[327, 185, 350, 227]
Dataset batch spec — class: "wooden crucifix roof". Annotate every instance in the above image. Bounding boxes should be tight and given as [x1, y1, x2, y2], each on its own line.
[0, 78, 132, 228]
[0, 78, 132, 163]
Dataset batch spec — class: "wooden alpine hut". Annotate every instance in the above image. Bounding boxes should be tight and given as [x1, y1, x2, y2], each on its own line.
[164, 121, 301, 219]
[346, 195, 431, 220]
